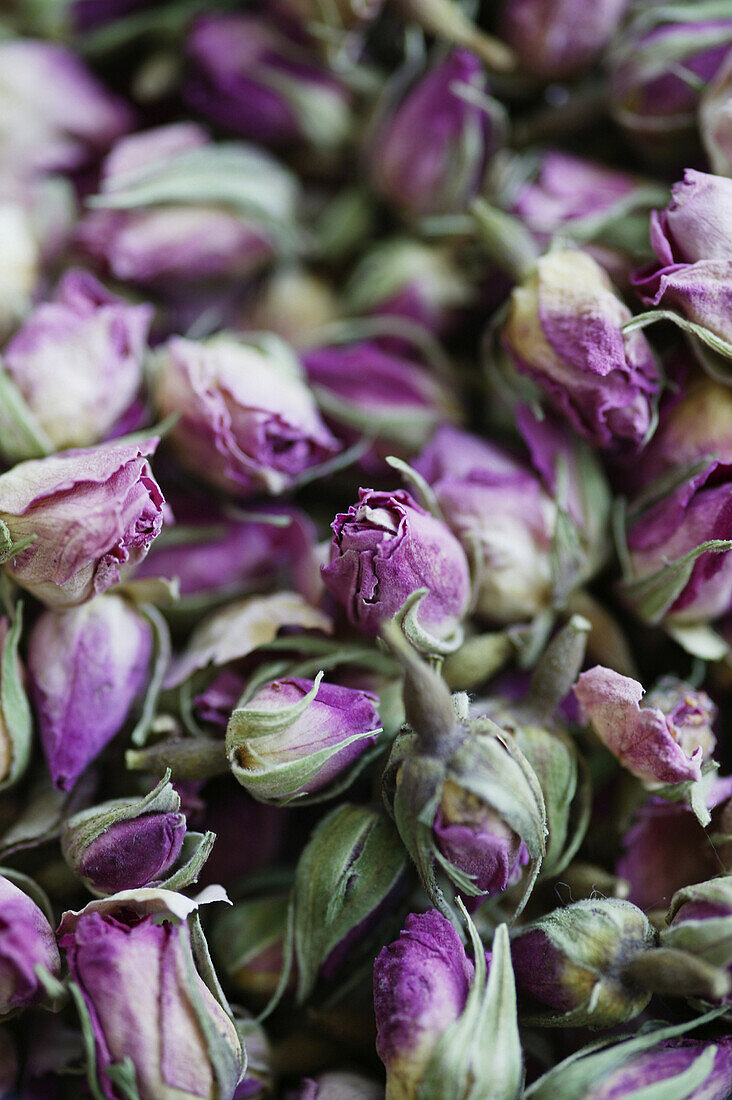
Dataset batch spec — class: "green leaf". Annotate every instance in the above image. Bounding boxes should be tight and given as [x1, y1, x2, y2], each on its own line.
[0, 602, 32, 791]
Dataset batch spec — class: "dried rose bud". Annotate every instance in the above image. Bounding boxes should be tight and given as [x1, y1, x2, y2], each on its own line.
[369, 50, 501, 219]
[0, 38, 131, 178]
[498, 0, 628, 81]
[574, 667, 716, 788]
[374, 911, 521, 1100]
[302, 338, 460, 469]
[28, 594, 153, 790]
[528, 1018, 732, 1100]
[61, 773, 195, 895]
[633, 170, 732, 349]
[153, 332, 340, 498]
[502, 250, 659, 450]
[78, 123, 299, 290]
[2, 269, 151, 454]
[322, 488, 471, 650]
[382, 631, 546, 915]
[186, 14, 352, 151]
[415, 425, 556, 623]
[609, 7, 732, 164]
[344, 238, 474, 337]
[0, 873, 60, 1013]
[58, 890, 243, 1100]
[661, 877, 732, 1002]
[701, 50, 732, 176]
[511, 898, 656, 1026]
[291, 803, 407, 1003]
[0, 437, 164, 609]
[225, 675, 381, 803]
[621, 460, 732, 630]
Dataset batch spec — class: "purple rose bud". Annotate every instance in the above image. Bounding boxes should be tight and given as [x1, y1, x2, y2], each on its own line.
[0, 874, 61, 1013]
[291, 1072, 384, 1099]
[59, 891, 243, 1100]
[77, 123, 299, 290]
[186, 14, 353, 151]
[28, 594, 153, 790]
[435, 779, 530, 901]
[633, 170, 732, 347]
[617, 776, 732, 911]
[498, 0, 628, 81]
[701, 50, 732, 176]
[135, 500, 319, 606]
[609, 11, 732, 163]
[3, 269, 152, 451]
[531, 1026, 732, 1100]
[61, 775, 190, 895]
[623, 461, 732, 626]
[0, 39, 131, 178]
[511, 898, 655, 1025]
[511, 152, 639, 237]
[302, 339, 460, 470]
[574, 667, 716, 787]
[503, 250, 659, 449]
[415, 425, 556, 623]
[0, 437, 164, 608]
[374, 910, 474, 1096]
[369, 50, 500, 219]
[153, 333, 340, 498]
[226, 675, 381, 802]
[344, 238, 474, 337]
[322, 487, 471, 644]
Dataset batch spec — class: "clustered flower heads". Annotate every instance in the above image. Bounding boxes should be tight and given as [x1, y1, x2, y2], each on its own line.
[5, 2, 732, 1098]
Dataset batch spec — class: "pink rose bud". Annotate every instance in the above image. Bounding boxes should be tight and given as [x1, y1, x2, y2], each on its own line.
[3, 269, 152, 451]
[574, 667, 716, 787]
[499, 0, 629, 81]
[28, 594, 153, 790]
[153, 333, 340, 498]
[0, 874, 60, 1014]
[186, 14, 353, 151]
[0, 437, 164, 608]
[369, 50, 501, 219]
[0, 38, 131, 178]
[503, 250, 659, 450]
[78, 123, 299, 290]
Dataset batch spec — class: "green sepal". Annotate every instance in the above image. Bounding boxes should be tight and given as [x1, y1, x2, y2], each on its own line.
[662, 877, 732, 971]
[420, 915, 523, 1100]
[391, 587, 464, 658]
[0, 769, 96, 858]
[0, 519, 37, 566]
[292, 802, 407, 1004]
[624, 309, 732, 362]
[160, 830, 216, 892]
[129, 603, 172, 748]
[211, 896, 290, 993]
[652, 761, 719, 827]
[0, 362, 53, 463]
[619, 539, 732, 624]
[0, 602, 32, 791]
[525, 1009, 728, 1100]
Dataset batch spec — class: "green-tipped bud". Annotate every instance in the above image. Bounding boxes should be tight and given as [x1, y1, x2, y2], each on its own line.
[211, 896, 291, 1005]
[510, 898, 656, 1026]
[292, 802, 408, 1004]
